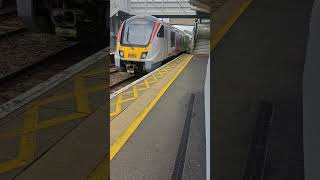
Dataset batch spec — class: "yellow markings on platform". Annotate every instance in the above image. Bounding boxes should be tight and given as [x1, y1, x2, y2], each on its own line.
[0, 159, 27, 174]
[211, 0, 253, 50]
[18, 106, 38, 162]
[0, 113, 88, 141]
[86, 159, 108, 180]
[110, 54, 193, 160]
[74, 77, 91, 113]
[109, 55, 187, 118]
[110, 95, 122, 117]
[137, 79, 150, 91]
[0, 66, 107, 174]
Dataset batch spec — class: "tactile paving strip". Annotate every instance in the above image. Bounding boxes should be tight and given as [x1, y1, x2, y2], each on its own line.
[110, 54, 191, 120]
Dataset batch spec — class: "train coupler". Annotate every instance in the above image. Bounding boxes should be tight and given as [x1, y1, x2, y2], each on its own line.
[125, 64, 136, 74]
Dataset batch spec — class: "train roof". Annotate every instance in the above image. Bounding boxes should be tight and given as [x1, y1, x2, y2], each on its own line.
[125, 15, 192, 38]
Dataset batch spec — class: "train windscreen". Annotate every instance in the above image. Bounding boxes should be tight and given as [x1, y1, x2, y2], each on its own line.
[121, 18, 156, 47]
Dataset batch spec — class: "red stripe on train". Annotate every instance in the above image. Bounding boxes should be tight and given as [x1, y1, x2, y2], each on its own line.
[149, 20, 161, 45]
[117, 21, 125, 42]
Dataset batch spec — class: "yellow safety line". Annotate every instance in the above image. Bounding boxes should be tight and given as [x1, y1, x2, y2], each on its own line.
[150, 74, 158, 82]
[18, 106, 38, 162]
[110, 55, 193, 160]
[109, 55, 186, 117]
[38, 84, 106, 105]
[0, 159, 27, 174]
[211, 0, 253, 50]
[132, 86, 138, 98]
[121, 97, 136, 103]
[120, 87, 138, 103]
[137, 81, 150, 92]
[144, 79, 150, 89]
[110, 95, 122, 116]
[74, 78, 91, 113]
[157, 70, 164, 77]
[0, 113, 87, 141]
[0, 106, 39, 173]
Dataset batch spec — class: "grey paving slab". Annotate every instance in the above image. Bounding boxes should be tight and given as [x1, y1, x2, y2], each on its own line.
[213, 0, 314, 179]
[14, 104, 108, 180]
[37, 77, 106, 113]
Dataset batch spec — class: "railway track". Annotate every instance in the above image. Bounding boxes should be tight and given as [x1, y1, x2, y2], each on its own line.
[0, 11, 25, 38]
[0, 4, 16, 15]
[0, 9, 107, 104]
[109, 53, 183, 94]
[110, 70, 136, 93]
[0, 43, 108, 105]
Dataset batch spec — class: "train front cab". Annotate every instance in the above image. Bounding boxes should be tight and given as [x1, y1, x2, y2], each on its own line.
[114, 16, 160, 73]
[114, 15, 190, 74]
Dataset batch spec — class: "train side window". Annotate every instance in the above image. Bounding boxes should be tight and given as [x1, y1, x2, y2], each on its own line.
[171, 31, 175, 47]
[157, 26, 164, 38]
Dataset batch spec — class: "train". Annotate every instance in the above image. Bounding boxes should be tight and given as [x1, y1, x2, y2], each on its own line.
[16, 0, 109, 42]
[114, 15, 192, 74]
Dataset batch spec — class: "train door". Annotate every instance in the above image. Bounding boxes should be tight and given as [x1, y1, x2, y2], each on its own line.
[177, 33, 181, 52]
[164, 25, 169, 57]
[156, 25, 165, 60]
[170, 30, 176, 55]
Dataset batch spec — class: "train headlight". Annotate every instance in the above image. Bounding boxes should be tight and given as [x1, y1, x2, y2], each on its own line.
[119, 50, 124, 57]
[141, 52, 148, 59]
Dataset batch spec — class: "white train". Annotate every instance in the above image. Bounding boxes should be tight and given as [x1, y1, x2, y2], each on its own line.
[114, 15, 192, 73]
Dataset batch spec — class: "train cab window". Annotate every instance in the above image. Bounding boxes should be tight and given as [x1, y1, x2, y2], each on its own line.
[157, 26, 164, 38]
[121, 18, 156, 46]
[171, 31, 175, 47]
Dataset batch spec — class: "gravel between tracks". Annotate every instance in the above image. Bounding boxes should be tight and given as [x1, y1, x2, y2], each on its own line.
[0, 13, 24, 36]
[110, 71, 133, 87]
[0, 33, 76, 78]
[0, 13, 23, 26]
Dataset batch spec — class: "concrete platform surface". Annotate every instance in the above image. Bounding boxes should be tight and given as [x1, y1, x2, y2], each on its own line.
[212, 0, 314, 179]
[0, 48, 108, 179]
[110, 54, 208, 179]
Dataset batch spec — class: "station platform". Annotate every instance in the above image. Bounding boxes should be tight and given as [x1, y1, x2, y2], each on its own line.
[212, 0, 314, 179]
[0, 48, 108, 179]
[110, 53, 208, 179]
